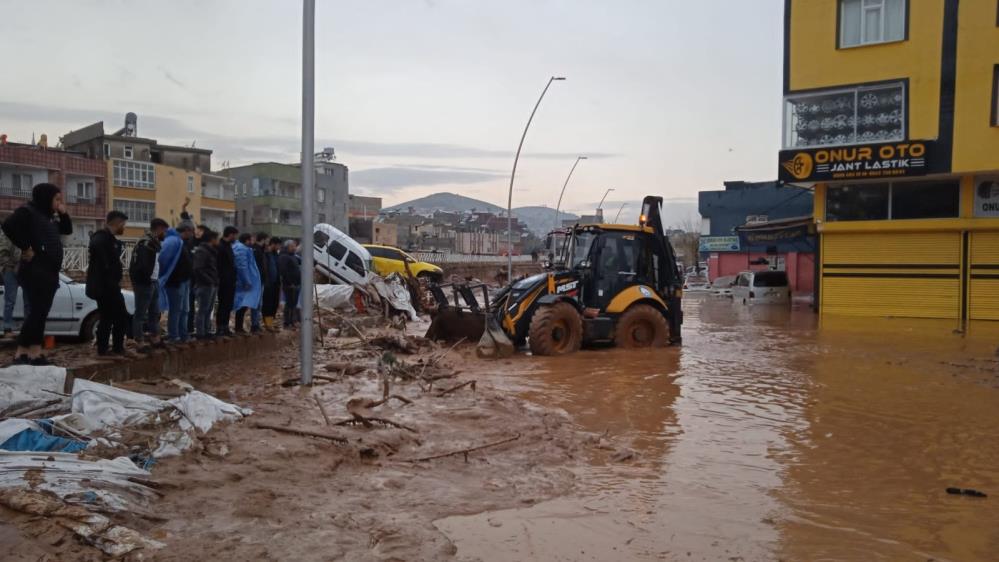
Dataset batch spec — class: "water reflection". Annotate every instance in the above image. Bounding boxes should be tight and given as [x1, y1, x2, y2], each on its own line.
[438, 295, 999, 561]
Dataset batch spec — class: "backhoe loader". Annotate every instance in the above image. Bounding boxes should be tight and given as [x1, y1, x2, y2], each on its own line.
[426, 196, 683, 357]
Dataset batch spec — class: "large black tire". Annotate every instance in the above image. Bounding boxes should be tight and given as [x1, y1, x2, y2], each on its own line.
[615, 304, 669, 348]
[528, 302, 583, 356]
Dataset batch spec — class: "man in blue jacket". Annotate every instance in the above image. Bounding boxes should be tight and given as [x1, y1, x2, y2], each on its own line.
[232, 233, 262, 334]
[158, 224, 194, 342]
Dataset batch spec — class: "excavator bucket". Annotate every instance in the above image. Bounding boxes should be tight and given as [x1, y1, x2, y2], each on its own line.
[425, 308, 486, 342]
[476, 315, 515, 359]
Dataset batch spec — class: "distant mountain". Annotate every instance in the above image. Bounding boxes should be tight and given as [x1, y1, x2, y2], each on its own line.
[383, 192, 503, 214]
[383, 192, 579, 236]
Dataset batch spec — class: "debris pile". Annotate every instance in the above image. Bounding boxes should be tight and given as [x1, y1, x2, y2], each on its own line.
[0, 366, 250, 556]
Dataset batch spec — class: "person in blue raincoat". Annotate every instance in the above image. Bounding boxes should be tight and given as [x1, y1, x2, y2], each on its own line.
[158, 223, 195, 342]
[232, 233, 262, 333]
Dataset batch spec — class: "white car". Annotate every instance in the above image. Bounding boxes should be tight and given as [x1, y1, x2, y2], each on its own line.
[0, 273, 136, 340]
[710, 275, 737, 297]
[731, 270, 791, 305]
[684, 273, 710, 292]
[313, 223, 374, 286]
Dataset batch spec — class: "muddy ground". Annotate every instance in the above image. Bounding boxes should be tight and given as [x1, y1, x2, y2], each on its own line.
[3, 323, 603, 561]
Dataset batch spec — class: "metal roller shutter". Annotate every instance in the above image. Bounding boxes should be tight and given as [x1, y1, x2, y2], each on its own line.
[969, 231, 999, 321]
[821, 232, 961, 319]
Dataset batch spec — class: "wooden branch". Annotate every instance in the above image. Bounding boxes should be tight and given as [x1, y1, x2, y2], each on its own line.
[314, 396, 332, 426]
[0, 399, 62, 419]
[255, 422, 349, 445]
[399, 433, 521, 463]
[436, 380, 477, 397]
[332, 416, 418, 433]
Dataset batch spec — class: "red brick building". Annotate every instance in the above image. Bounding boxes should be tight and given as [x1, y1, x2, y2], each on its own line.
[0, 142, 108, 245]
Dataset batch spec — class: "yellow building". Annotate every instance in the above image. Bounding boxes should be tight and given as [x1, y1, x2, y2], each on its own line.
[781, 0, 999, 322]
[61, 115, 235, 240]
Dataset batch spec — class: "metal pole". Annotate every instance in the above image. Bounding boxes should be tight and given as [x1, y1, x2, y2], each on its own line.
[299, 0, 315, 386]
[506, 75, 564, 282]
[596, 187, 614, 222]
[613, 202, 627, 223]
[553, 155, 586, 230]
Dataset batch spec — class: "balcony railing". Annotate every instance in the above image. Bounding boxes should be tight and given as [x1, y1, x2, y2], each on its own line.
[0, 185, 34, 199]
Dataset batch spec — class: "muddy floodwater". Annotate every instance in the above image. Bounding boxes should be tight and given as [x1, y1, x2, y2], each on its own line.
[437, 295, 999, 561]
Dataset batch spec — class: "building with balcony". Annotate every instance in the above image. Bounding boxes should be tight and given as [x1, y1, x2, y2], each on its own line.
[0, 141, 108, 245]
[60, 113, 231, 239]
[781, 0, 999, 322]
[221, 158, 348, 240]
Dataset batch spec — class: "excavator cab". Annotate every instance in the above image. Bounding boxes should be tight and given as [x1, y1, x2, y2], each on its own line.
[427, 195, 683, 357]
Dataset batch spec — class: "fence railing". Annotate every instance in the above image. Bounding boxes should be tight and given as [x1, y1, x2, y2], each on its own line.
[63, 245, 134, 273]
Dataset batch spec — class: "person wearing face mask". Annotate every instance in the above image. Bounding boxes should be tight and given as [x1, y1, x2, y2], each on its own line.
[86, 211, 134, 357]
[1, 183, 72, 366]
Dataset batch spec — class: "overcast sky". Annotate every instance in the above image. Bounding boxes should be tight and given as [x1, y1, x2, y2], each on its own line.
[0, 0, 783, 221]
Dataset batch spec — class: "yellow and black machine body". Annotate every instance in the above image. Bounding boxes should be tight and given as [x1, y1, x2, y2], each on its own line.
[426, 196, 684, 356]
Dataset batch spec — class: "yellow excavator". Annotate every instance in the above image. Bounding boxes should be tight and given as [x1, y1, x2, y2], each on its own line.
[427, 195, 683, 357]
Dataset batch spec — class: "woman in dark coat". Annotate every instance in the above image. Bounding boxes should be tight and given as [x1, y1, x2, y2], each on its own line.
[1, 183, 72, 365]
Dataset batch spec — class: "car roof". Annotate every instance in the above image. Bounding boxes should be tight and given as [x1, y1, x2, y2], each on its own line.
[315, 223, 371, 260]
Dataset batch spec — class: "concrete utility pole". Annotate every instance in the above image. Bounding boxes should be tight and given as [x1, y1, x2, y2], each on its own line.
[300, 0, 315, 386]
[506, 76, 565, 282]
[553, 155, 586, 230]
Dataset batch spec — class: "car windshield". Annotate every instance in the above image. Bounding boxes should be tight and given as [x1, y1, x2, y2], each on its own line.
[569, 231, 596, 268]
[753, 271, 789, 287]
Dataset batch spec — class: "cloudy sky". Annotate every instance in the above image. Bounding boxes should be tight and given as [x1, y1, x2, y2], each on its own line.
[0, 0, 783, 222]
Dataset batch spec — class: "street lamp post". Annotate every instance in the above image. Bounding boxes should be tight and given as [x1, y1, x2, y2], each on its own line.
[596, 188, 614, 222]
[299, 0, 315, 385]
[506, 76, 565, 282]
[553, 155, 587, 230]
[613, 202, 627, 223]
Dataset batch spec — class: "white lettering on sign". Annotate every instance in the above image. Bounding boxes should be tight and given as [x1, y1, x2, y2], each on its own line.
[556, 281, 579, 294]
[975, 179, 999, 218]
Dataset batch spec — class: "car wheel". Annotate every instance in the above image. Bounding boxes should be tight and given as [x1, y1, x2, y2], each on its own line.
[80, 312, 99, 342]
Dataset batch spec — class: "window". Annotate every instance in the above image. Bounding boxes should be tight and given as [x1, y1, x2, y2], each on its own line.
[366, 246, 396, 259]
[752, 271, 789, 288]
[187, 176, 194, 193]
[252, 178, 260, 196]
[68, 181, 95, 203]
[314, 230, 329, 249]
[103, 143, 111, 158]
[827, 180, 960, 221]
[328, 240, 348, 260]
[783, 82, 904, 148]
[10, 173, 33, 195]
[113, 199, 155, 223]
[112, 159, 155, 189]
[123, 145, 134, 159]
[242, 210, 247, 226]
[317, 213, 326, 223]
[840, 0, 905, 48]
[992, 64, 998, 127]
[345, 251, 365, 276]
[317, 188, 326, 203]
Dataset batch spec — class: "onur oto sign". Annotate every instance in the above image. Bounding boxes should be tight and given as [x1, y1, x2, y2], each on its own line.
[779, 141, 934, 182]
[975, 179, 999, 218]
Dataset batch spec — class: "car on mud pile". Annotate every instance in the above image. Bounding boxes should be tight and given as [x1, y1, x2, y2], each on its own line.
[362, 244, 444, 282]
[731, 270, 791, 305]
[0, 273, 135, 340]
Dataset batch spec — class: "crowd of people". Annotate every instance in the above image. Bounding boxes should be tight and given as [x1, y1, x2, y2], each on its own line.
[1, 184, 304, 366]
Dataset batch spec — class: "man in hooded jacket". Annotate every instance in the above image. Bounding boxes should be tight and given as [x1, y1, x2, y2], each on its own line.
[1, 183, 72, 365]
[86, 211, 131, 357]
[158, 224, 194, 342]
[232, 233, 262, 333]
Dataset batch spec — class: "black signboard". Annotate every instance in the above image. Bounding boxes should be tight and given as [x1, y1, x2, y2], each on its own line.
[778, 140, 937, 183]
[738, 224, 812, 247]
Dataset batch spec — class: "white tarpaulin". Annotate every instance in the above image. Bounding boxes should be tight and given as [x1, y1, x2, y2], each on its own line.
[0, 366, 69, 417]
[316, 283, 356, 311]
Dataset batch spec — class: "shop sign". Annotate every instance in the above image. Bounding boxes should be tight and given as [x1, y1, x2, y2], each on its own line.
[779, 140, 935, 182]
[698, 236, 740, 252]
[974, 178, 999, 218]
[738, 224, 812, 247]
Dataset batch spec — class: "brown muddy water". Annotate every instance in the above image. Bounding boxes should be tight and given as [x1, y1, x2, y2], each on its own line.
[436, 295, 999, 561]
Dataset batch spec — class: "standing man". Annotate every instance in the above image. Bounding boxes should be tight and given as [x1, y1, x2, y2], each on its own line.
[130, 218, 168, 353]
[248, 232, 269, 333]
[216, 226, 239, 336]
[261, 237, 282, 330]
[1, 183, 72, 366]
[158, 223, 194, 343]
[278, 239, 301, 329]
[192, 229, 220, 340]
[0, 230, 23, 337]
[86, 211, 131, 357]
[232, 233, 262, 334]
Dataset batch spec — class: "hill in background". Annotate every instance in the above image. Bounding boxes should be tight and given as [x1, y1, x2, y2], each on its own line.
[383, 192, 579, 236]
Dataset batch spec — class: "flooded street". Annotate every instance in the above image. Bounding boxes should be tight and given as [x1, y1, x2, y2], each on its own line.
[437, 296, 999, 561]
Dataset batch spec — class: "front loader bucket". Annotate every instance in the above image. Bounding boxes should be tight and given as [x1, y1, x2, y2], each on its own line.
[476, 315, 515, 359]
[425, 309, 486, 343]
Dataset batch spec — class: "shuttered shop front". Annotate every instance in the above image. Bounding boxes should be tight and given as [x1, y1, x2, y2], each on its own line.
[969, 231, 999, 321]
[821, 232, 962, 319]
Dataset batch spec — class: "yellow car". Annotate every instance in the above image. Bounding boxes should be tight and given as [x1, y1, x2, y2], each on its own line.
[362, 245, 444, 282]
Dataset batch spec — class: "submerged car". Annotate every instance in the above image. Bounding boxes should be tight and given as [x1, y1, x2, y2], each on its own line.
[710, 275, 737, 297]
[362, 244, 444, 282]
[731, 270, 791, 305]
[0, 273, 135, 340]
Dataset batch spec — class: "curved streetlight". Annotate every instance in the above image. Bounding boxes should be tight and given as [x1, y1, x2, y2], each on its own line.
[553, 155, 587, 230]
[597, 188, 614, 222]
[613, 202, 628, 223]
[506, 76, 566, 282]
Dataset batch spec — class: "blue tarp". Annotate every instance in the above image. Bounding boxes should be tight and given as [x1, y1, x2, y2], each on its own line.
[0, 419, 87, 453]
